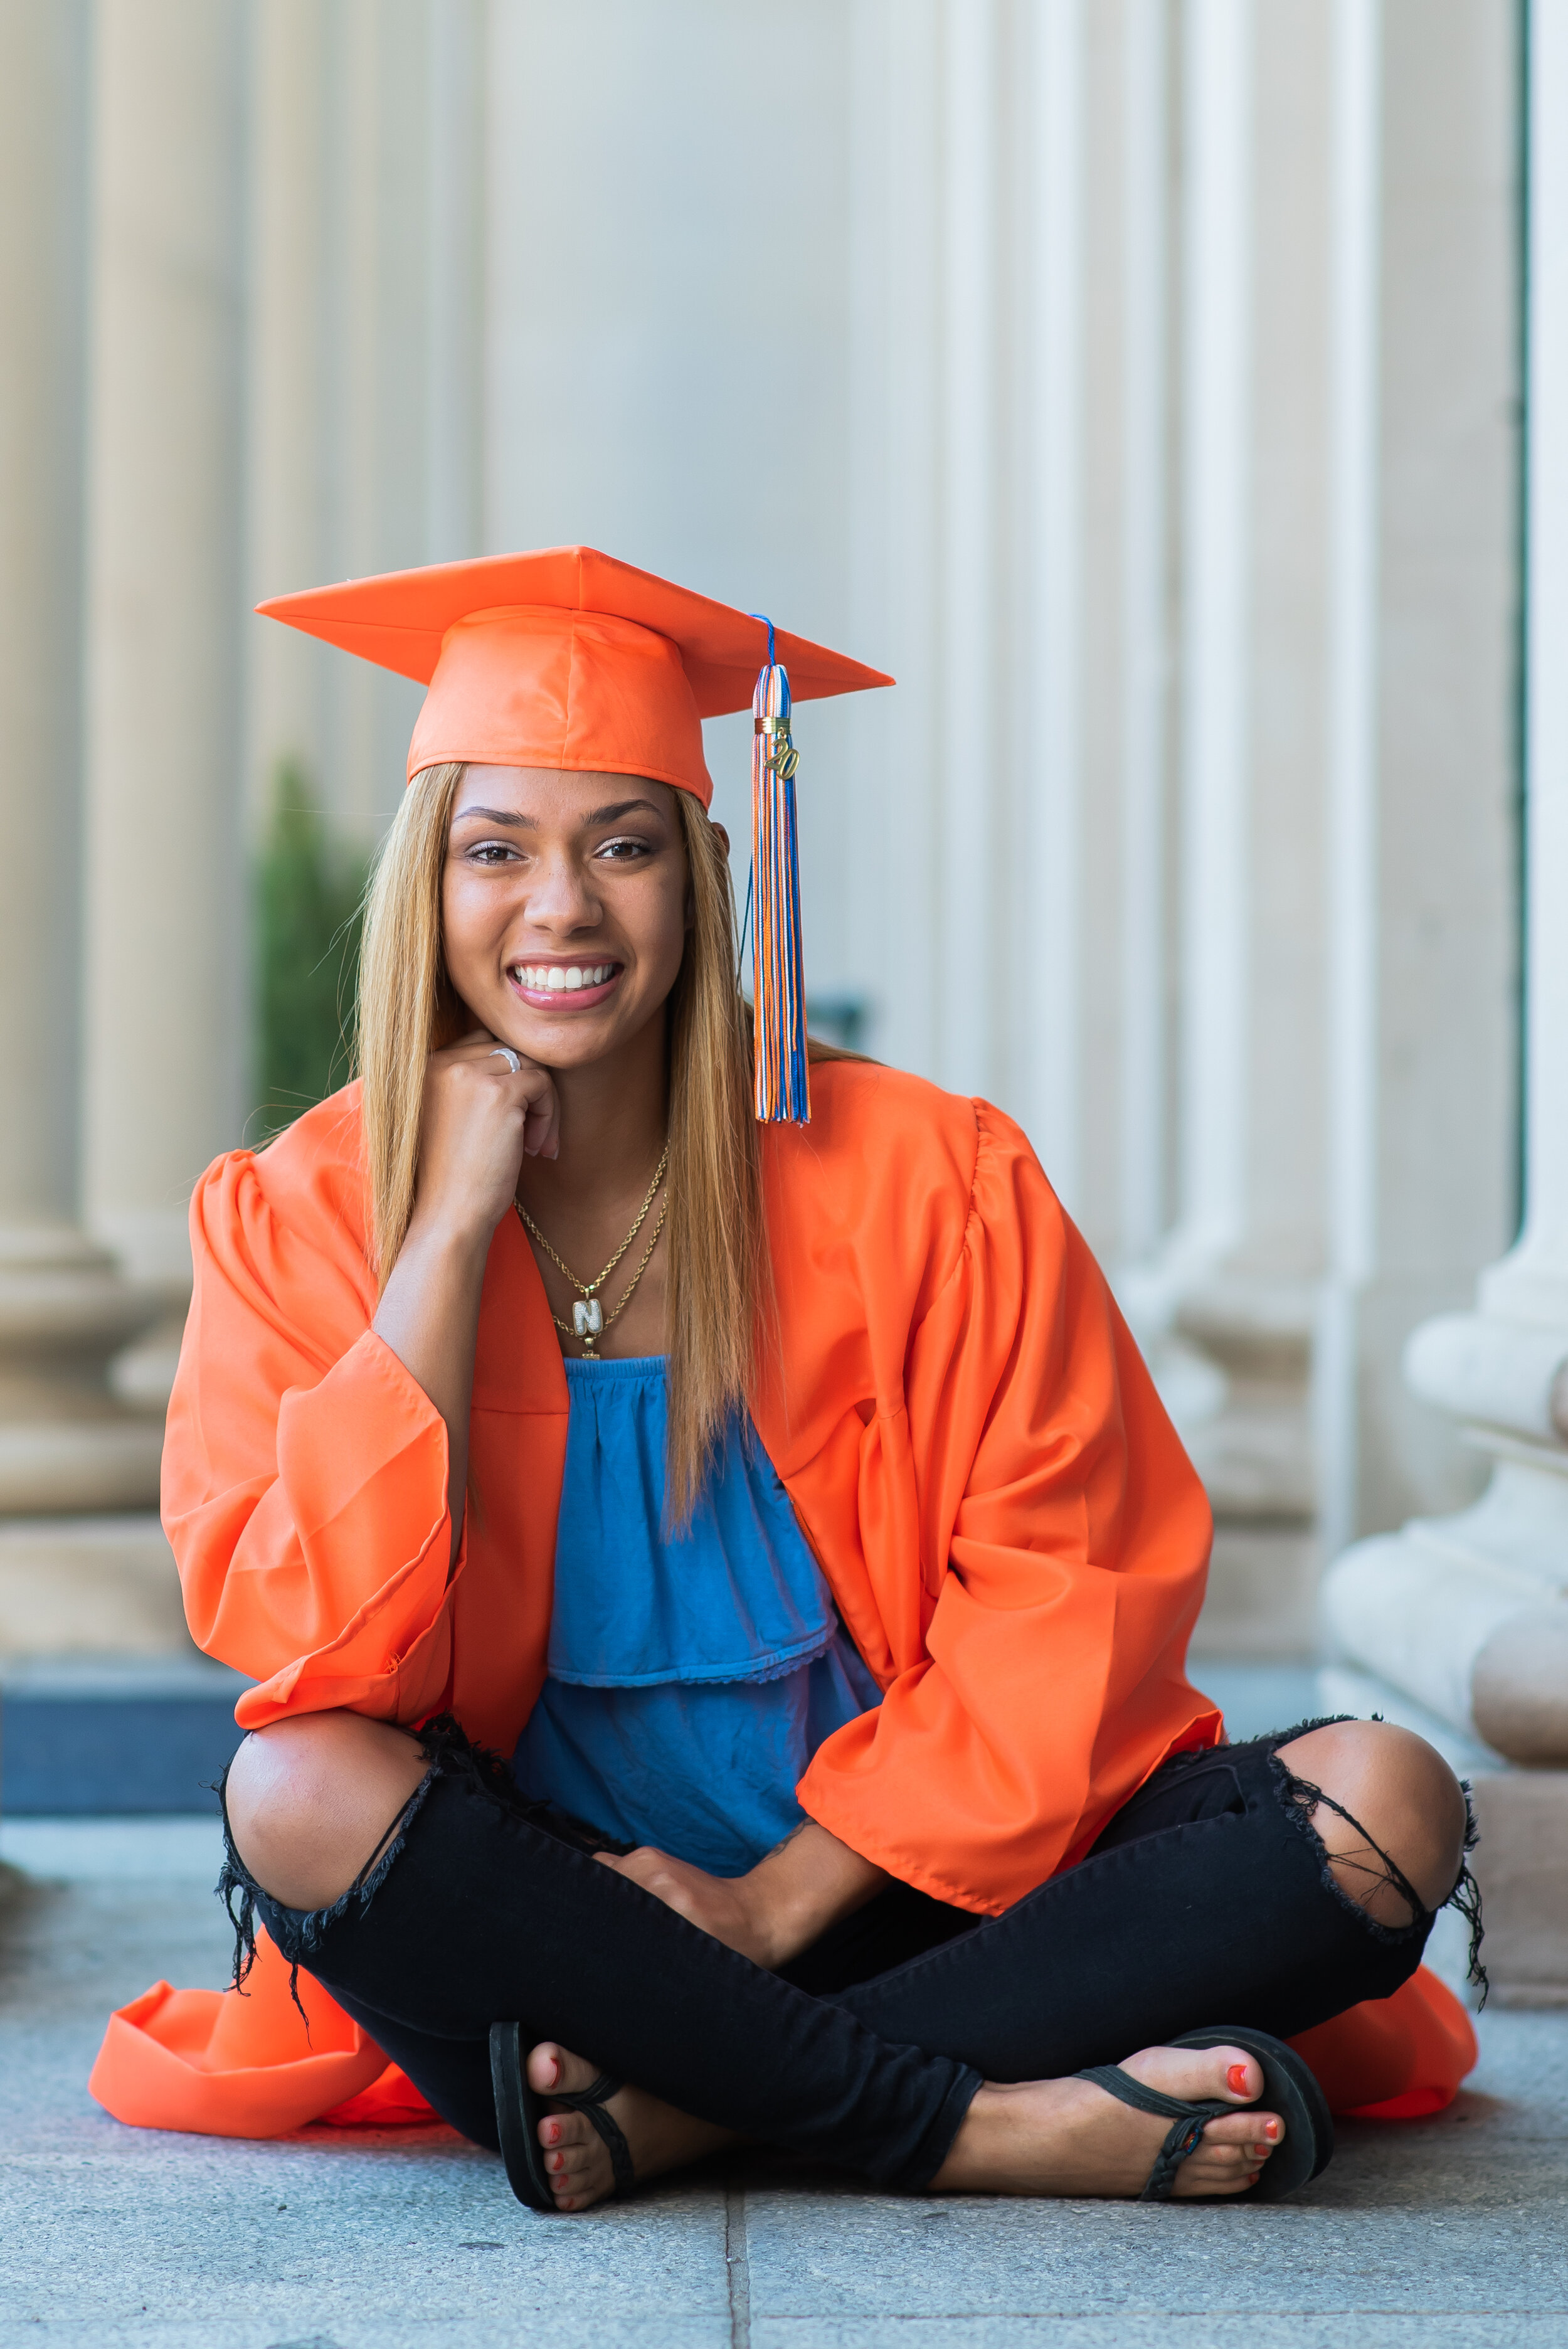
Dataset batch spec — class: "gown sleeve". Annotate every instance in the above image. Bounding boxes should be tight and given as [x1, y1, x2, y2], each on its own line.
[162, 1138, 461, 1731]
[795, 1098, 1219, 1913]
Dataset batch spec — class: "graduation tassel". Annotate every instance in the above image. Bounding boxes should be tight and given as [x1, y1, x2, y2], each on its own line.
[750, 620, 810, 1123]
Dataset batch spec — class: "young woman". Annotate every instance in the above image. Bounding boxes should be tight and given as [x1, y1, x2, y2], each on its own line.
[169, 551, 1471, 2212]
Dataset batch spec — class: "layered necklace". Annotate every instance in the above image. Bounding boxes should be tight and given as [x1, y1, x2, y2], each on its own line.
[514, 1144, 670, 1356]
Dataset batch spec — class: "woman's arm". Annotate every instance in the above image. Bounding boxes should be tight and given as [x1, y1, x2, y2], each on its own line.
[373, 1032, 558, 1566]
[597, 1821, 889, 1968]
[167, 1036, 558, 1721]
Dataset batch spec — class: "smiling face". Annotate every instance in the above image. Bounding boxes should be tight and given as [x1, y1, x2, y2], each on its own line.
[442, 765, 692, 1068]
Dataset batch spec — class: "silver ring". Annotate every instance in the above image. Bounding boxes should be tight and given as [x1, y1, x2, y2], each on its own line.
[489, 1046, 522, 1075]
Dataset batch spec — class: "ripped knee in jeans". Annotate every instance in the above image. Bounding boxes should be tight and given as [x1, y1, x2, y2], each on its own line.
[1266, 1720, 1486, 2002]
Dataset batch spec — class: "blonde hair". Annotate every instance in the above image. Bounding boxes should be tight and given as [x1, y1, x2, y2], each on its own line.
[355, 763, 765, 1520]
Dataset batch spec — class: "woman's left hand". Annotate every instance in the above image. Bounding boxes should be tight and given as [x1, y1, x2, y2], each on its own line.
[595, 1847, 770, 1962]
[596, 1821, 890, 1970]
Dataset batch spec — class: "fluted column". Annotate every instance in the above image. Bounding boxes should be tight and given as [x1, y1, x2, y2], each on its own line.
[1323, 0, 1568, 1759]
[0, 0, 166, 1551]
[245, 0, 330, 826]
[81, 0, 248, 1289]
[1118, 0, 1332, 1657]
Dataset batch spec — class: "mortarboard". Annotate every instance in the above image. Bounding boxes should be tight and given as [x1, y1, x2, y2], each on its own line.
[258, 547, 893, 1123]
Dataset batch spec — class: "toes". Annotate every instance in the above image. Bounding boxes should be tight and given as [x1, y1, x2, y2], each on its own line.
[526, 2040, 565, 2096]
[1200, 2108, 1284, 2150]
[527, 2038, 604, 2097]
[1216, 2051, 1263, 2103]
[536, 2108, 594, 2151]
[1121, 2043, 1275, 2113]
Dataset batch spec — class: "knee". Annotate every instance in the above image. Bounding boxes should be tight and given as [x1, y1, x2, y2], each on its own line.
[225, 1711, 428, 1914]
[1275, 1718, 1468, 1926]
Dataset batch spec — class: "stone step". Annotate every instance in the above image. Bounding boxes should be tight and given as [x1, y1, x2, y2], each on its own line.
[0, 1654, 248, 1815]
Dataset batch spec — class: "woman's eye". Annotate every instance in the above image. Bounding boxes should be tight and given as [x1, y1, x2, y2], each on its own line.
[597, 837, 650, 862]
[469, 841, 519, 864]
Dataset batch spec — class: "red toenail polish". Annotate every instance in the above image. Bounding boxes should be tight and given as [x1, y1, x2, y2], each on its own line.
[1266, 2119, 1280, 2139]
[1227, 2064, 1250, 2094]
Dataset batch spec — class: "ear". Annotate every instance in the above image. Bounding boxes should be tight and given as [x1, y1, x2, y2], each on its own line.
[712, 822, 731, 860]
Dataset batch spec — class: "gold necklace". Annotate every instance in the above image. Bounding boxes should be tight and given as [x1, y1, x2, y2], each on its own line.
[514, 1145, 670, 1354]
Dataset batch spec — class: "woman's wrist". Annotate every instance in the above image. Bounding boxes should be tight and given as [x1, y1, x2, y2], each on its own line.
[737, 1821, 890, 1969]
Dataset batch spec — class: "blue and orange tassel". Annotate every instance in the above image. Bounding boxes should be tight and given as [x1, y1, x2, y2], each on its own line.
[749, 620, 810, 1123]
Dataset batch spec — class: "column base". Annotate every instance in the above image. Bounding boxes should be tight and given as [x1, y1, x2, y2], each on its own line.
[0, 1226, 170, 1515]
[1194, 1523, 1321, 1658]
[1468, 1772, 1568, 2008]
[0, 1514, 193, 1659]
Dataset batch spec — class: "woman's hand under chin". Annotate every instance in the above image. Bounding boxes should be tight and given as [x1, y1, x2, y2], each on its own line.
[595, 1821, 891, 1971]
[411, 1027, 561, 1248]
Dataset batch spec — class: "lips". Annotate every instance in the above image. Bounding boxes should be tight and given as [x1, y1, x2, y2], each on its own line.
[507, 959, 622, 1009]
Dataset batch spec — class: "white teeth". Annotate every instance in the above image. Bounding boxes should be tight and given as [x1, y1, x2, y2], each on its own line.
[512, 962, 613, 992]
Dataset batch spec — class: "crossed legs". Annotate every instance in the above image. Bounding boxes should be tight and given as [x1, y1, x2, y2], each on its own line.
[223, 1713, 1469, 2208]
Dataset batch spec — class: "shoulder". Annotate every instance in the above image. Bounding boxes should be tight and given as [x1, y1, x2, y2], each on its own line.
[763, 1059, 1052, 1293]
[771, 1058, 1047, 1204]
[190, 1084, 372, 1300]
[778, 1056, 980, 1176]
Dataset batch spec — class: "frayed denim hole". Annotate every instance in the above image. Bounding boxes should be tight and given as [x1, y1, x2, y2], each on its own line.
[213, 1759, 260, 1997]
[211, 1746, 442, 2039]
[1449, 1779, 1488, 2005]
[1268, 1749, 1429, 1950]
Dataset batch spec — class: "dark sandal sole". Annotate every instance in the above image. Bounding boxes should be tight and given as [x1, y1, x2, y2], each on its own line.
[1170, 2024, 1334, 2200]
[490, 2020, 556, 2211]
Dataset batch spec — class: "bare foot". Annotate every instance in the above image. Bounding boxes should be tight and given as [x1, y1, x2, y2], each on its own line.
[931, 2044, 1285, 2200]
[527, 2041, 738, 2212]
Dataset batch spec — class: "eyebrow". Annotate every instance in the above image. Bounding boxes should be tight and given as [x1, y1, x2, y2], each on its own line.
[452, 798, 667, 829]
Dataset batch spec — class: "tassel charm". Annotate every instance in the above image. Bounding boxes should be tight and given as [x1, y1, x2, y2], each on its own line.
[750, 623, 810, 1123]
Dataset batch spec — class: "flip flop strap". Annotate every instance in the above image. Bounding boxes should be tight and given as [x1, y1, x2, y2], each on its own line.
[551, 2071, 635, 2198]
[1076, 2064, 1234, 2202]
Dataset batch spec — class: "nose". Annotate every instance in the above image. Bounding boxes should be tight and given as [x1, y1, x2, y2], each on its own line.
[524, 846, 601, 936]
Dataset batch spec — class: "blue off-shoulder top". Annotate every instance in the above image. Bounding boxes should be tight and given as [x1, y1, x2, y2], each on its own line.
[511, 1354, 882, 1876]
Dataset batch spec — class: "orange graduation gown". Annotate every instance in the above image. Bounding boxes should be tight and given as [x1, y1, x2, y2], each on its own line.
[88, 1059, 1475, 2133]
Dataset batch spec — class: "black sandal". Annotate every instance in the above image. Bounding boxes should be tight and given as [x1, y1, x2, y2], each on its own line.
[1076, 2024, 1333, 2202]
[489, 2020, 637, 2212]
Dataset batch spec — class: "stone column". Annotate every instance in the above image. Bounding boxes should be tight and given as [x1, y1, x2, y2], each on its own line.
[81, 0, 249, 1293]
[1322, 0, 1568, 1771]
[0, 1, 183, 1654]
[1120, 0, 1332, 1658]
[935, 0, 1004, 1103]
[1315, 0, 1518, 1569]
[1321, 0, 1564, 2004]
[0, 0, 164, 1408]
[246, 0, 330, 827]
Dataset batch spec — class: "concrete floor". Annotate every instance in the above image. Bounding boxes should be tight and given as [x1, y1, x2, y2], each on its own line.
[3, 1817, 1566, 2348]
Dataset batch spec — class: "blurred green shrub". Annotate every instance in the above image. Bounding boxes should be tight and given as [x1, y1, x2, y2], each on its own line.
[254, 760, 368, 1135]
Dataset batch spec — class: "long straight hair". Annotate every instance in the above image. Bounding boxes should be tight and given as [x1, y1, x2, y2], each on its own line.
[354, 763, 765, 1521]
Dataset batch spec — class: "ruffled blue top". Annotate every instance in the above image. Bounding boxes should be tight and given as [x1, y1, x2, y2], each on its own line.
[511, 1354, 882, 1875]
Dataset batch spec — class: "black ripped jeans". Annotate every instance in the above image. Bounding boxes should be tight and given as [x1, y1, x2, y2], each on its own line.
[220, 1719, 1458, 2195]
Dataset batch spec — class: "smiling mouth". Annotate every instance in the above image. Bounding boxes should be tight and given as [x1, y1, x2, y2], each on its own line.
[507, 960, 621, 1005]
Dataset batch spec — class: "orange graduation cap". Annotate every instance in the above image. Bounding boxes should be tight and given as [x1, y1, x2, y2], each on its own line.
[258, 546, 891, 1123]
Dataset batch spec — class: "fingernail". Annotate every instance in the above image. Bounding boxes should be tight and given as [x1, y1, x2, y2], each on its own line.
[1227, 2064, 1251, 2094]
